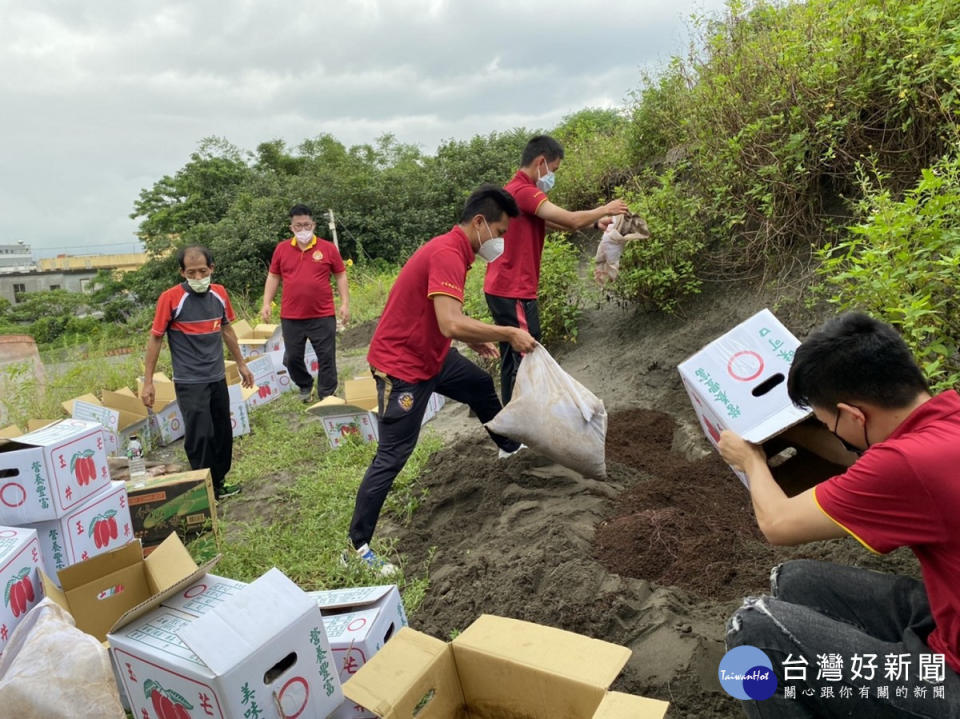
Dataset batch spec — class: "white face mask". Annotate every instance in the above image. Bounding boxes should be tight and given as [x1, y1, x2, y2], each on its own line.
[187, 276, 211, 293]
[536, 161, 556, 193]
[476, 219, 505, 263]
[294, 229, 313, 243]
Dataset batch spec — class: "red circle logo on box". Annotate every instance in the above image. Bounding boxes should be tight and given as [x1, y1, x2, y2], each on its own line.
[183, 583, 207, 599]
[278, 676, 310, 718]
[0, 483, 27, 508]
[728, 351, 764, 381]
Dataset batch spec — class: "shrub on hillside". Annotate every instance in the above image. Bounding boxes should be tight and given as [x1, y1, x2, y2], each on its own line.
[816, 149, 960, 391]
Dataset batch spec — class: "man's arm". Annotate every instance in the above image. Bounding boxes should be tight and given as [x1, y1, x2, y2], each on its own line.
[718, 430, 847, 545]
[260, 272, 281, 323]
[334, 271, 350, 325]
[433, 295, 537, 353]
[537, 198, 630, 232]
[140, 334, 164, 408]
[221, 325, 255, 388]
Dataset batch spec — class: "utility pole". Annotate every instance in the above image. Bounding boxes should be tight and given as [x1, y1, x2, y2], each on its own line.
[327, 209, 339, 250]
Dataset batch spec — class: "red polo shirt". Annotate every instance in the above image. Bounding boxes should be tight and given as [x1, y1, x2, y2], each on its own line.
[483, 170, 548, 300]
[815, 390, 960, 672]
[367, 226, 474, 383]
[268, 236, 345, 319]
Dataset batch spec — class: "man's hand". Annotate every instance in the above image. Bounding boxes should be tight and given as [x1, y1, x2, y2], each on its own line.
[259, 305, 272, 323]
[598, 216, 615, 231]
[338, 304, 350, 325]
[468, 342, 500, 359]
[508, 328, 537, 354]
[140, 381, 155, 409]
[604, 199, 629, 216]
[239, 363, 255, 389]
[718, 430, 766, 472]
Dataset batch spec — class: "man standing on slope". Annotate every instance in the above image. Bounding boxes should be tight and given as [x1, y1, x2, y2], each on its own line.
[484, 134, 629, 404]
[261, 203, 350, 403]
[141, 246, 255, 499]
[347, 184, 538, 575]
[719, 312, 960, 717]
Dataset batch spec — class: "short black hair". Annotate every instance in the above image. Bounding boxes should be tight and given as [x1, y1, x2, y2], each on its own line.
[177, 245, 214, 270]
[521, 135, 564, 167]
[289, 203, 313, 218]
[787, 312, 929, 410]
[459, 183, 519, 223]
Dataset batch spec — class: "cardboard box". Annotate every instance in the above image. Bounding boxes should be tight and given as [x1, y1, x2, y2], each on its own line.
[225, 360, 241, 386]
[0, 425, 22, 439]
[27, 480, 133, 581]
[231, 319, 270, 359]
[70, 397, 122, 456]
[126, 470, 218, 550]
[266, 349, 296, 394]
[0, 418, 110, 523]
[343, 614, 669, 719]
[310, 398, 380, 449]
[66, 390, 156, 456]
[677, 309, 855, 489]
[26, 419, 57, 432]
[345, 376, 378, 411]
[228, 384, 254, 438]
[245, 354, 281, 409]
[137, 373, 186, 446]
[0, 526, 47, 652]
[160, 572, 248, 615]
[310, 585, 408, 719]
[109, 567, 344, 719]
[42, 532, 217, 643]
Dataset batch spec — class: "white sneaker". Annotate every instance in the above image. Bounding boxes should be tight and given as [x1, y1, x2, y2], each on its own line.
[348, 543, 398, 577]
[498, 443, 527, 460]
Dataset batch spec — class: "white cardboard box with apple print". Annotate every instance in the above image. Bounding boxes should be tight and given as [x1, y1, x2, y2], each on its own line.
[0, 525, 46, 652]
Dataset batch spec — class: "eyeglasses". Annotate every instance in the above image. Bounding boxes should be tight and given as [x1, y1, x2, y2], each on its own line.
[291, 222, 314, 231]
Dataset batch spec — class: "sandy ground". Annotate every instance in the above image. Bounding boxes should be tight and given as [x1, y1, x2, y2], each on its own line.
[382, 283, 922, 718]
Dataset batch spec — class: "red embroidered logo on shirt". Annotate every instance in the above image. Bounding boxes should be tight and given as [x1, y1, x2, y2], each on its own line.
[312, 250, 324, 262]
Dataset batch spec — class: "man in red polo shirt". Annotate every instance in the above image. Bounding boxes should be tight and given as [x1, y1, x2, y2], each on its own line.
[346, 184, 537, 575]
[260, 204, 349, 402]
[718, 312, 960, 717]
[485, 134, 630, 404]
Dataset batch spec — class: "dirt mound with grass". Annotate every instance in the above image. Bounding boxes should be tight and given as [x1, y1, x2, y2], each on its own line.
[394, 282, 923, 718]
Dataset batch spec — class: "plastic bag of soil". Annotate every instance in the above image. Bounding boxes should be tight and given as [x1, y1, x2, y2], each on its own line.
[0, 598, 126, 718]
[486, 344, 607, 477]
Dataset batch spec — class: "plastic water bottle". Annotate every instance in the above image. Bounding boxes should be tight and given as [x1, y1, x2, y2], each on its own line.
[127, 435, 147, 479]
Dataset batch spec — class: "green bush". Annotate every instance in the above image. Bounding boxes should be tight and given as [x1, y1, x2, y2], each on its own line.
[610, 168, 705, 313]
[537, 234, 584, 345]
[815, 149, 960, 391]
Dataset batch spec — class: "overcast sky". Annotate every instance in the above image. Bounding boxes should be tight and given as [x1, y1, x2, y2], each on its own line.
[0, 0, 726, 259]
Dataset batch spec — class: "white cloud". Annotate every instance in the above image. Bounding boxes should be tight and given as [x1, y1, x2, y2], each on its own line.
[0, 0, 727, 257]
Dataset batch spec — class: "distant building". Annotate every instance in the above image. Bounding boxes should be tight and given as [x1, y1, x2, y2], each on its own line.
[0, 251, 147, 304]
[0, 242, 36, 273]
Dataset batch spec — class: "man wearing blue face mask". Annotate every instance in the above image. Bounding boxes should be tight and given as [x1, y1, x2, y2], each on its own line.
[141, 246, 255, 499]
[485, 135, 630, 404]
[346, 184, 538, 575]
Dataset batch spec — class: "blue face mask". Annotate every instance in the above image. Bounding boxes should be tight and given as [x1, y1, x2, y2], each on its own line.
[536, 162, 556, 193]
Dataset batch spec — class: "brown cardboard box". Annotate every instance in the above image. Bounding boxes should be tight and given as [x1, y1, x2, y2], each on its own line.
[126, 469, 218, 549]
[343, 614, 669, 719]
[41, 532, 218, 642]
[0, 425, 22, 438]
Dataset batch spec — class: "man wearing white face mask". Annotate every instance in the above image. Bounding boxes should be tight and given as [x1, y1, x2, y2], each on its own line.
[261, 204, 349, 403]
[346, 184, 538, 575]
[485, 135, 630, 404]
[141, 246, 255, 499]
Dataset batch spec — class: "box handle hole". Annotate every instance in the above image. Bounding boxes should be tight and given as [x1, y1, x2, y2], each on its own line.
[413, 689, 435, 717]
[264, 651, 297, 684]
[751, 373, 784, 397]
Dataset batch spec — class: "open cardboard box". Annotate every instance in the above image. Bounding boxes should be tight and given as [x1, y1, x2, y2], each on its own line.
[41, 532, 218, 642]
[64, 388, 156, 455]
[310, 584, 409, 719]
[0, 425, 22, 438]
[109, 567, 344, 719]
[26, 419, 57, 432]
[343, 614, 669, 719]
[678, 308, 857, 492]
[0, 526, 46, 652]
[136, 372, 186, 445]
[231, 319, 283, 359]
